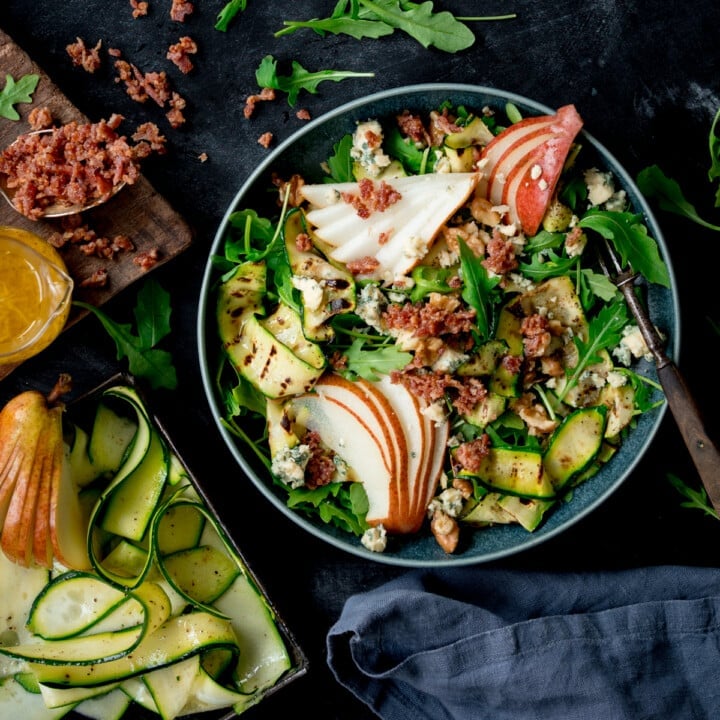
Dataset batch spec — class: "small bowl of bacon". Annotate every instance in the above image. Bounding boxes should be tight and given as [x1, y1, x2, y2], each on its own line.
[198, 84, 678, 567]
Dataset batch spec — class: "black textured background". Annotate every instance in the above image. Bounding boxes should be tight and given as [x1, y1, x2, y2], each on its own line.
[1, 2, 720, 718]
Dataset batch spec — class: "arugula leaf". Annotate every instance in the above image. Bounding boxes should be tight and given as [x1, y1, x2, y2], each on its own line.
[518, 249, 578, 280]
[287, 481, 369, 535]
[74, 279, 177, 390]
[357, 0, 475, 52]
[668, 472, 719, 520]
[708, 106, 720, 204]
[255, 55, 373, 107]
[409, 265, 456, 302]
[557, 298, 628, 403]
[215, 0, 247, 31]
[276, 0, 515, 53]
[344, 336, 412, 380]
[580, 267, 619, 304]
[636, 164, 720, 232]
[325, 134, 355, 183]
[385, 125, 434, 174]
[0, 73, 39, 120]
[457, 237, 501, 340]
[579, 208, 671, 287]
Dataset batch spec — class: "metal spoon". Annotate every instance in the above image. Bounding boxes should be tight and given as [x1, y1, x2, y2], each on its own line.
[0, 129, 126, 219]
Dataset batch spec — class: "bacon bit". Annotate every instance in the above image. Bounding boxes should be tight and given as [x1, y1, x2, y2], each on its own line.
[429, 108, 461, 146]
[114, 59, 172, 107]
[166, 92, 187, 128]
[453, 435, 491, 474]
[296, 108, 311, 121]
[257, 131, 273, 149]
[130, 0, 148, 18]
[167, 36, 197, 74]
[132, 122, 167, 155]
[521, 313, 552, 358]
[481, 230, 518, 275]
[383, 293, 475, 338]
[133, 248, 160, 270]
[295, 232, 313, 252]
[303, 431, 336, 489]
[341, 178, 402, 219]
[453, 377, 488, 415]
[345, 255, 380, 276]
[378, 231, 391, 246]
[66, 37, 103, 73]
[28, 107, 53, 131]
[79, 268, 109, 288]
[198, 152, 208, 162]
[391, 367, 487, 416]
[397, 110, 430, 145]
[243, 87, 276, 119]
[170, 0, 194, 22]
[108, 47, 123, 58]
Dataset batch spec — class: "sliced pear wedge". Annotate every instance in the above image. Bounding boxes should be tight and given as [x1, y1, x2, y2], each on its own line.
[301, 173, 480, 281]
[0, 391, 48, 567]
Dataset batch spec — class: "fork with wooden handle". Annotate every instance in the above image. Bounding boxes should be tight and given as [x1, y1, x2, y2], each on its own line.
[597, 237, 720, 515]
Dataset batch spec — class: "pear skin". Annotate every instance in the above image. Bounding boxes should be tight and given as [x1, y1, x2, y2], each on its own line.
[0, 391, 48, 565]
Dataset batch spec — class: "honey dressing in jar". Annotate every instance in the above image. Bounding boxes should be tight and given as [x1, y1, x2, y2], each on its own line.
[0, 226, 73, 365]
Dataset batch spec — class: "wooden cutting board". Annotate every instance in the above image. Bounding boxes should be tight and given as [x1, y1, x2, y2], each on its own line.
[0, 28, 194, 380]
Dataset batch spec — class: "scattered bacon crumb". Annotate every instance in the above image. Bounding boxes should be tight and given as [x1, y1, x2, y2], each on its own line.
[481, 229, 518, 275]
[383, 295, 475, 338]
[257, 131, 273, 148]
[130, 0, 148, 18]
[296, 108, 311, 121]
[303, 431, 336, 489]
[397, 110, 430, 145]
[133, 248, 160, 270]
[198, 152, 208, 162]
[108, 47, 123, 58]
[48, 219, 135, 261]
[341, 178, 402, 219]
[170, 0, 194, 22]
[453, 435, 491, 474]
[132, 122, 167, 156]
[28, 107, 54, 131]
[295, 232, 313, 252]
[167, 36, 197, 74]
[66, 37, 103, 73]
[79, 268, 109, 288]
[346, 255, 380, 276]
[244, 87, 276, 119]
[166, 92, 187, 128]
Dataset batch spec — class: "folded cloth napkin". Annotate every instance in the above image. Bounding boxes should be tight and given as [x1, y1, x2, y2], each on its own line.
[326, 565, 720, 720]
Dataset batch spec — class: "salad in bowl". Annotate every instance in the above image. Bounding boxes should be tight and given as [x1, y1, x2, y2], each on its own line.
[199, 85, 676, 565]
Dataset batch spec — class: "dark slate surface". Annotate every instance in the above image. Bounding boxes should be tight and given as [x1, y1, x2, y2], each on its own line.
[1, 2, 720, 719]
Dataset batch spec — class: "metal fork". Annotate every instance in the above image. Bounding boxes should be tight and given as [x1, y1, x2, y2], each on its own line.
[597, 237, 720, 515]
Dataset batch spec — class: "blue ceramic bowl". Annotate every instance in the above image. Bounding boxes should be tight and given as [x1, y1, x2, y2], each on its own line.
[197, 84, 678, 567]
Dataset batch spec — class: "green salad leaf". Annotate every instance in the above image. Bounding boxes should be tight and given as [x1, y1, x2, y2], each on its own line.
[458, 237, 501, 340]
[215, 0, 247, 31]
[636, 165, 720, 232]
[325, 134, 355, 183]
[344, 336, 412, 381]
[579, 208, 671, 287]
[255, 55, 373, 107]
[74, 279, 177, 391]
[0, 73, 39, 120]
[275, 0, 516, 53]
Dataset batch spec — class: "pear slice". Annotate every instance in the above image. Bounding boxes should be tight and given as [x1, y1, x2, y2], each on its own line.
[47, 405, 91, 570]
[301, 172, 480, 281]
[0, 392, 48, 566]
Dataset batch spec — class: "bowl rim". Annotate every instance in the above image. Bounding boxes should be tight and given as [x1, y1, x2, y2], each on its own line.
[197, 82, 679, 567]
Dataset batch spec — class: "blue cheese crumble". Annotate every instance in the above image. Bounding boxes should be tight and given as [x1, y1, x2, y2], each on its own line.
[351, 120, 392, 178]
[361, 524, 387, 552]
[271, 444, 310, 489]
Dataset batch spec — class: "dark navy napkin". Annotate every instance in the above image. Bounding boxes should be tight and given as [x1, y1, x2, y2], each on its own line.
[326, 565, 720, 720]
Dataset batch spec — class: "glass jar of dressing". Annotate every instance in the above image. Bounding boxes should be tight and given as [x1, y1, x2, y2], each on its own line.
[0, 226, 73, 365]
